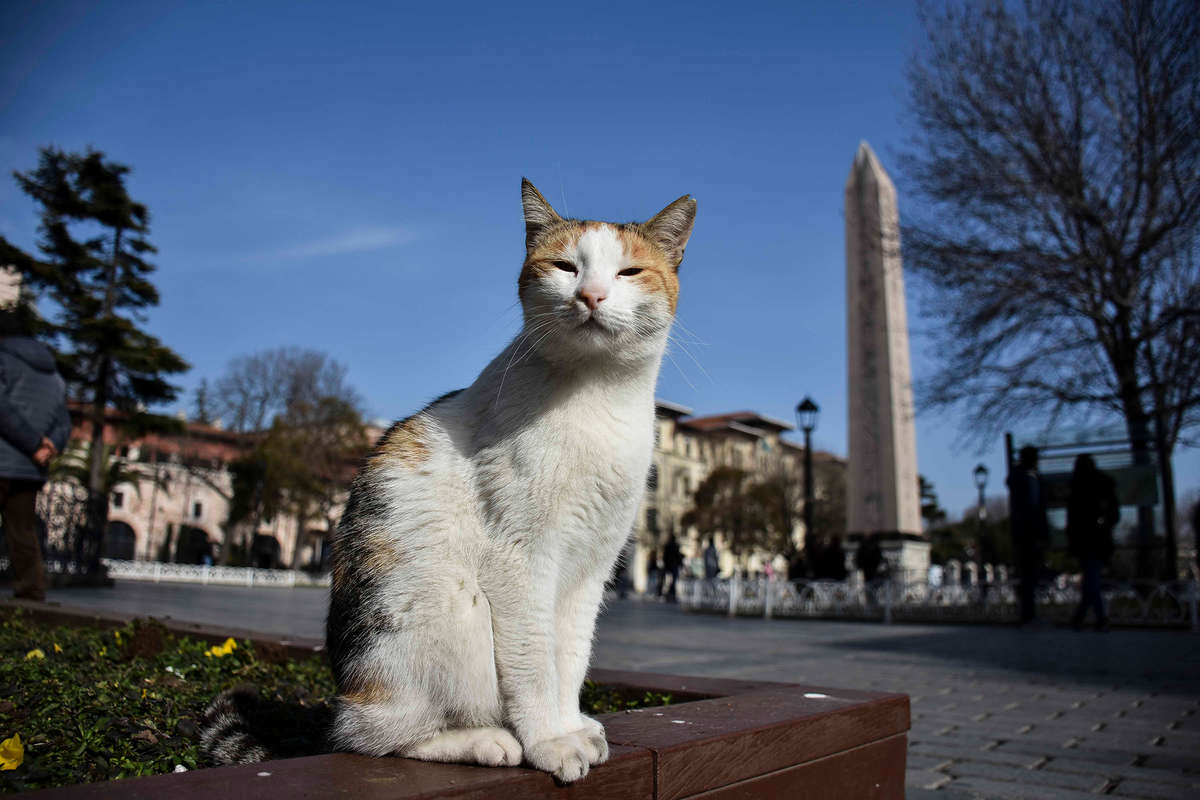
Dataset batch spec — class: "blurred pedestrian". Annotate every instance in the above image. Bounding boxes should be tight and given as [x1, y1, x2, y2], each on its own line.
[1, 309, 70, 601]
[856, 534, 883, 582]
[1067, 454, 1119, 631]
[645, 549, 660, 597]
[660, 534, 683, 602]
[703, 537, 719, 579]
[1007, 445, 1049, 625]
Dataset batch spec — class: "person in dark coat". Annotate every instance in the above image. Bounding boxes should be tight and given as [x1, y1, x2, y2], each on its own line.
[1067, 454, 1119, 631]
[703, 537, 720, 580]
[855, 534, 884, 582]
[0, 309, 71, 601]
[660, 533, 683, 601]
[1007, 446, 1049, 625]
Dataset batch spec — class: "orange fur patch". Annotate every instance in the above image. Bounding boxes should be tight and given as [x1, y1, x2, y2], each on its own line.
[371, 416, 429, 469]
[617, 226, 680, 313]
[341, 680, 390, 706]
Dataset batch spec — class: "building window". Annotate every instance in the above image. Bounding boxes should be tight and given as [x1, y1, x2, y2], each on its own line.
[193, 501, 203, 520]
[646, 464, 659, 491]
[112, 491, 124, 509]
[646, 508, 659, 533]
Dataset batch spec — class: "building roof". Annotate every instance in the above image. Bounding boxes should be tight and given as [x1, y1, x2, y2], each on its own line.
[654, 399, 694, 418]
[679, 410, 795, 434]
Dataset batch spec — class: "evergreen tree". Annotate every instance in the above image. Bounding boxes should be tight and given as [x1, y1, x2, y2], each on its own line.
[7, 147, 189, 569]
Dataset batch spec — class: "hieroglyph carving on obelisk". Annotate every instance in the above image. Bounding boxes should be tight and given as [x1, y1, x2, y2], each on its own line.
[844, 142, 921, 537]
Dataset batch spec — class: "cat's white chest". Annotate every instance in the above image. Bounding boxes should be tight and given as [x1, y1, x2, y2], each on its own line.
[493, 391, 652, 542]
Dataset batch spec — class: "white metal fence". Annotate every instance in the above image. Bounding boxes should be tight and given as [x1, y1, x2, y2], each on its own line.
[0, 557, 331, 589]
[99, 559, 330, 588]
[678, 575, 1200, 630]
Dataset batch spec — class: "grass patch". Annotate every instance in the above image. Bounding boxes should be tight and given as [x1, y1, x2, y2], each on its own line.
[1, 610, 671, 792]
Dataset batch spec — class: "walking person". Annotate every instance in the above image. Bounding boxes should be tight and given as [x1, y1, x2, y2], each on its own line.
[660, 533, 683, 602]
[1007, 446, 1050, 625]
[1, 309, 71, 601]
[1067, 454, 1119, 631]
[645, 549, 660, 597]
[703, 537, 720, 582]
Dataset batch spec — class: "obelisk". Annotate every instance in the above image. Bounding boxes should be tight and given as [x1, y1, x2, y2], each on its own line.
[845, 142, 921, 539]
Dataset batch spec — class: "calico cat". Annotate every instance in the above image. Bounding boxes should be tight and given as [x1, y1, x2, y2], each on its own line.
[203, 179, 694, 783]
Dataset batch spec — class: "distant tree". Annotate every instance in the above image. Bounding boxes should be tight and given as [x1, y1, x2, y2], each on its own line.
[746, 449, 806, 558]
[210, 348, 365, 566]
[807, 457, 847, 545]
[919, 475, 947, 531]
[192, 378, 214, 425]
[683, 467, 763, 560]
[902, 0, 1200, 576]
[6, 147, 189, 570]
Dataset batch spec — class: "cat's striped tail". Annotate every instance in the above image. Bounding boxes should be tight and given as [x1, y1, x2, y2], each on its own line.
[199, 687, 272, 764]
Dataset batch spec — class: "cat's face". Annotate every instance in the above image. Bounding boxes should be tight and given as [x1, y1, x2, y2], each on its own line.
[517, 180, 695, 366]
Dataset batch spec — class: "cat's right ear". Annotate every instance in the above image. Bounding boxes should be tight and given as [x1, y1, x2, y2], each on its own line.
[521, 178, 563, 253]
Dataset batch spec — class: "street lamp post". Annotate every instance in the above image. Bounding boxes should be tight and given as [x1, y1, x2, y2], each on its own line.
[973, 463, 988, 583]
[796, 397, 820, 546]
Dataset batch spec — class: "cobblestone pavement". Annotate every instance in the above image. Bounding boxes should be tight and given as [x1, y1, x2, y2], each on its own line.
[42, 582, 1200, 799]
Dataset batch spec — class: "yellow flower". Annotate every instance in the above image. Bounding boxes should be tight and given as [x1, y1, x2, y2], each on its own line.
[98, 647, 107, 657]
[53, 643, 62, 653]
[204, 638, 238, 658]
[114, 631, 122, 643]
[24, 649, 44, 660]
[0, 734, 22, 771]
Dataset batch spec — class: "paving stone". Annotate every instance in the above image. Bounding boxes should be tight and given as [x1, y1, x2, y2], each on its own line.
[907, 769, 953, 790]
[907, 753, 954, 771]
[1140, 752, 1200, 771]
[910, 741, 1041, 767]
[947, 775, 1108, 799]
[945, 761, 1108, 792]
[905, 788, 976, 800]
[1110, 779, 1200, 799]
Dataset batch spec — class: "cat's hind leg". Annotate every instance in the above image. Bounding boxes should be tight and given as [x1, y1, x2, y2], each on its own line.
[402, 727, 522, 767]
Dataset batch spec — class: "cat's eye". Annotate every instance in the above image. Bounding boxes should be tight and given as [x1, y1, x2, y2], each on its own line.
[551, 260, 577, 274]
[618, 267, 644, 277]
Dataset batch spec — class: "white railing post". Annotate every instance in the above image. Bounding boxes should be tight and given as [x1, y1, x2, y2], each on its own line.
[154, 562, 161, 583]
[692, 577, 703, 608]
[729, 573, 740, 617]
[764, 576, 774, 619]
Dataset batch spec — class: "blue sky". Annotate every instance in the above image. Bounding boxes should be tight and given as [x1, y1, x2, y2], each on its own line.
[2, 0, 1196, 519]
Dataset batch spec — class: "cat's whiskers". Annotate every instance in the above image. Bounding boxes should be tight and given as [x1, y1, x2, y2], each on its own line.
[494, 317, 558, 407]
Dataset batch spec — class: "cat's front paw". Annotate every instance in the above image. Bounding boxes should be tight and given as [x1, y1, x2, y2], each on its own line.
[524, 730, 605, 783]
[577, 716, 608, 763]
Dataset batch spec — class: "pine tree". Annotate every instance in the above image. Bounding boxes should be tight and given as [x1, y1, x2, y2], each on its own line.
[8, 147, 189, 570]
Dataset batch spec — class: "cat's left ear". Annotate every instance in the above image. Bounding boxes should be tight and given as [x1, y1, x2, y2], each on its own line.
[522, 178, 563, 253]
[643, 195, 697, 269]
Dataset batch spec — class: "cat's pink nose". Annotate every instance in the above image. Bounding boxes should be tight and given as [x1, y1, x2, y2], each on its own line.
[578, 288, 607, 311]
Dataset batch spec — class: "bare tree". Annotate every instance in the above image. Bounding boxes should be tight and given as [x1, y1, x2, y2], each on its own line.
[212, 346, 361, 433]
[205, 347, 366, 565]
[901, 0, 1200, 576]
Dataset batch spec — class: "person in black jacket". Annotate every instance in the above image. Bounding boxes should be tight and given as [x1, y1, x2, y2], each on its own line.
[1067, 454, 1119, 631]
[1, 309, 71, 601]
[1007, 446, 1049, 625]
[660, 534, 683, 602]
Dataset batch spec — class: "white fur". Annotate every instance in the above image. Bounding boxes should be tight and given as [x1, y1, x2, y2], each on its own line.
[330, 219, 680, 783]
